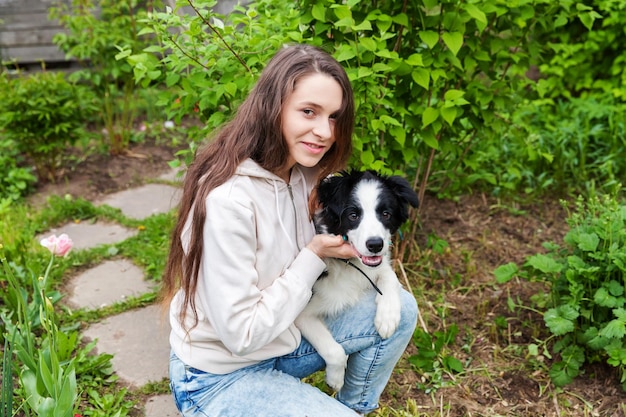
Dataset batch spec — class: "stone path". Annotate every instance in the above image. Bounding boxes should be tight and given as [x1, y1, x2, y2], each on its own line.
[38, 169, 183, 416]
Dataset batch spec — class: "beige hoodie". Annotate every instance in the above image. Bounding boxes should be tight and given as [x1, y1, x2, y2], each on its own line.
[169, 159, 327, 374]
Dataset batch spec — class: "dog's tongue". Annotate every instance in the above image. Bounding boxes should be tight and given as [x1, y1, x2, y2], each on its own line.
[361, 255, 382, 267]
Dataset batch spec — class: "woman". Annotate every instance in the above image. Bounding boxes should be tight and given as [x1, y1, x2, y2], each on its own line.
[163, 43, 418, 416]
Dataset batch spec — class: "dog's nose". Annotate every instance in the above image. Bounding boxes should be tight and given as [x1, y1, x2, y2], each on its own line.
[366, 237, 384, 253]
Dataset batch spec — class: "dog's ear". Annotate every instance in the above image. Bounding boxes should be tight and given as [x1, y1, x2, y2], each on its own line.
[316, 171, 353, 207]
[386, 175, 419, 209]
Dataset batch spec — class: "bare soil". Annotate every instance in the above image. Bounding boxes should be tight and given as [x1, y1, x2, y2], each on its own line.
[31, 140, 626, 417]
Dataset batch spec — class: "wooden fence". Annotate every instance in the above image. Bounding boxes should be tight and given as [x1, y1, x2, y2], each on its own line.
[0, 0, 70, 67]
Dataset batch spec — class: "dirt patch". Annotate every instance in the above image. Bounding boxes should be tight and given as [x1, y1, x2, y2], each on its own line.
[28, 141, 626, 416]
[27, 139, 181, 207]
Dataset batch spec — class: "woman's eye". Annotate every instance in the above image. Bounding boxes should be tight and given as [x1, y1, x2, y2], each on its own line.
[303, 109, 314, 116]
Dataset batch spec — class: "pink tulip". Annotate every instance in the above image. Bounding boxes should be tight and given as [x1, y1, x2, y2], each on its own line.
[40, 233, 73, 257]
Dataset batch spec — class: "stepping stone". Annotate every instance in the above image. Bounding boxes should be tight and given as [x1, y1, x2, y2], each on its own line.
[144, 394, 181, 417]
[37, 221, 138, 251]
[82, 304, 170, 387]
[65, 259, 154, 310]
[97, 183, 180, 220]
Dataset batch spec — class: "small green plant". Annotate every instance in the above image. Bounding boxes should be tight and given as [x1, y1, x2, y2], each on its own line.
[0, 136, 37, 209]
[1, 333, 15, 417]
[495, 193, 626, 390]
[82, 388, 133, 417]
[0, 71, 96, 182]
[1, 236, 78, 417]
[408, 324, 463, 393]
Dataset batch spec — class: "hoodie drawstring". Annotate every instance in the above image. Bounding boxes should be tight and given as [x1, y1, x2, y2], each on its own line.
[274, 180, 297, 251]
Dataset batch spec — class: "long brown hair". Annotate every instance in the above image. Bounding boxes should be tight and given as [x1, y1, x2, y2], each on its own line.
[161, 44, 355, 329]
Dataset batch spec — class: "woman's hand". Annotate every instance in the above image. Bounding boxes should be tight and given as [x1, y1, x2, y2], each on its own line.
[306, 234, 358, 260]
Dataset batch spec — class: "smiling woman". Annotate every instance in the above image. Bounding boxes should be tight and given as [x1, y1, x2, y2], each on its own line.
[160, 43, 418, 417]
[279, 72, 344, 181]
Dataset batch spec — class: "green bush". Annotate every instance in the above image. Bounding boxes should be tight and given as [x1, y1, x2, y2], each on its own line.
[0, 71, 96, 183]
[450, 94, 626, 199]
[128, 0, 623, 203]
[50, 0, 162, 155]
[129, 0, 302, 167]
[531, 0, 626, 100]
[496, 193, 626, 390]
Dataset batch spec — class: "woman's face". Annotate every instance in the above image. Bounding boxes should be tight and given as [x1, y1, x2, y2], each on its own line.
[279, 72, 343, 181]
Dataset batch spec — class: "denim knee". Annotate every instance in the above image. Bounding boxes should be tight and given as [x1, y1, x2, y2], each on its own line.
[397, 289, 418, 339]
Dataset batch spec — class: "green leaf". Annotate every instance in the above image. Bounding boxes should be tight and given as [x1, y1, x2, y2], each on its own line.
[549, 362, 574, 387]
[411, 68, 430, 89]
[442, 31, 463, 56]
[38, 397, 56, 417]
[224, 82, 237, 97]
[392, 13, 409, 26]
[332, 5, 351, 20]
[421, 129, 439, 150]
[405, 53, 423, 67]
[443, 355, 463, 373]
[376, 14, 393, 32]
[527, 253, 562, 274]
[312, 3, 326, 21]
[440, 106, 456, 125]
[353, 19, 372, 31]
[114, 48, 131, 60]
[544, 305, 578, 335]
[360, 149, 374, 166]
[494, 262, 518, 283]
[579, 10, 602, 31]
[422, 107, 439, 127]
[356, 67, 374, 79]
[549, 345, 584, 387]
[390, 126, 406, 146]
[418, 30, 439, 49]
[444, 89, 465, 101]
[56, 366, 77, 416]
[38, 353, 55, 398]
[379, 115, 401, 126]
[599, 318, 626, 339]
[335, 44, 357, 62]
[594, 287, 620, 308]
[464, 4, 487, 24]
[21, 369, 42, 408]
[334, 17, 354, 28]
[577, 232, 599, 251]
[359, 37, 377, 51]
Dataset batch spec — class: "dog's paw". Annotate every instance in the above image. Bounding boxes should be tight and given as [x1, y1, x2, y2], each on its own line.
[325, 361, 347, 391]
[375, 298, 401, 339]
[324, 344, 348, 391]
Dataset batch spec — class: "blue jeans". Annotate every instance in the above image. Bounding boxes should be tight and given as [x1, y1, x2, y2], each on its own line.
[169, 289, 418, 416]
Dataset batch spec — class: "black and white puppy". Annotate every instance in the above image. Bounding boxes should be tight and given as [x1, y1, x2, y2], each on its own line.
[295, 170, 419, 391]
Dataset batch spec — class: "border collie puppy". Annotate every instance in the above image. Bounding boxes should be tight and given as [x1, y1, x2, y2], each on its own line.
[295, 170, 419, 391]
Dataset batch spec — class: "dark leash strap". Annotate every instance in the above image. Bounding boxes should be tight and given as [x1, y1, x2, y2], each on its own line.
[344, 260, 383, 295]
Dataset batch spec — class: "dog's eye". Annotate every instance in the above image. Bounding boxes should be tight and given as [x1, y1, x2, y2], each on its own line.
[381, 211, 391, 219]
[348, 212, 359, 221]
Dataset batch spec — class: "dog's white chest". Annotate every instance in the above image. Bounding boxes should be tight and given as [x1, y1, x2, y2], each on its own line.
[308, 259, 378, 317]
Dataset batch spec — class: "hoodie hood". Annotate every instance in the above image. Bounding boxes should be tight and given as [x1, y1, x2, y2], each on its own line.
[234, 158, 319, 190]
[234, 159, 318, 252]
